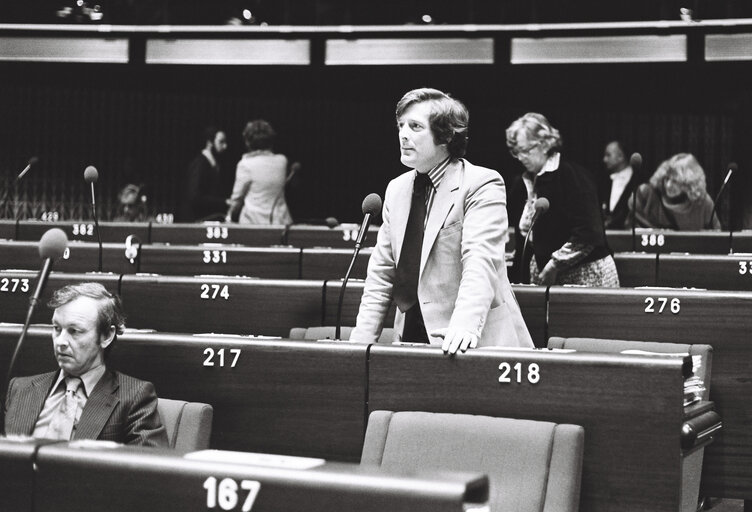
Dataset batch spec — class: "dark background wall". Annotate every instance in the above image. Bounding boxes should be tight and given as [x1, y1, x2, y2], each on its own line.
[0, 58, 750, 226]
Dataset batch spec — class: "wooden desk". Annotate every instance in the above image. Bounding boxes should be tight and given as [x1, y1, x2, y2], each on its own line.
[301, 248, 370, 280]
[0, 438, 61, 512]
[119, 275, 324, 336]
[322, 280, 395, 328]
[0, 220, 16, 240]
[0, 270, 120, 324]
[33, 444, 488, 512]
[150, 223, 285, 246]
[16, 220, 149, 244]
[657, 254, 752, 291]
[613, 252, 658, 287]
[607, 229, 731, 254]
[0, 240, 137, 274]
[285, 224, 379, 249]
[322, 281, 547, 346]
[367, 344, 717, 512]
[731, 231, 752, 253]
[546, 286, 752, 500]
[138, 245, 300, 279]
[1, 327, 370, 461]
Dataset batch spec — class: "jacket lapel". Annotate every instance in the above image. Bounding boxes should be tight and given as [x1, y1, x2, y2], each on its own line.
[420, 160, 461, 274]
[17, 372, 57, 435]
[74, 369, 119, 440]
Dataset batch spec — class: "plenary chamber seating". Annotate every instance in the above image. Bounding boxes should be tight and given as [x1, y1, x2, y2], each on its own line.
[0, 325, 720, 512]
[546, 286, 752, 501]
[547, 336, 716, 512]
[361, 410, 584, 512]
[157, 398, 214, 450]
[548, 337, 713, 400]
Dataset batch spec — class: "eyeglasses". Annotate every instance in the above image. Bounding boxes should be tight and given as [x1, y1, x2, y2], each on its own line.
[511, 142, 540, 159]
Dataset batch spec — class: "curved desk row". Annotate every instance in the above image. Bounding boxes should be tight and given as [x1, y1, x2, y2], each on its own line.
[2, 219, 752, 254]
[2, 238, 752, 291]
[1, 273, 750, 502]
[0, 437, 488, 512]
[0, 326, 716, 512]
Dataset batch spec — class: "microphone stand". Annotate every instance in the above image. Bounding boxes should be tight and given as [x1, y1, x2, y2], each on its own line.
[630, 186, 638, 252]
[335, 248, 361, 341]
[4, 259, 53, 399]
[90, 183, 103, 272]
[335, 212, 374, 340]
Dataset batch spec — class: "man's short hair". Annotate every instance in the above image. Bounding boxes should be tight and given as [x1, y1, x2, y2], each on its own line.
[242, 120, 276, 151]
[48, 282, 126, 345]
[395, 88, 469, 159]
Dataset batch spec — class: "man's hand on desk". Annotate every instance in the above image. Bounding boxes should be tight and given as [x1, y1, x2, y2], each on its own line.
[431, 327, 479, 356]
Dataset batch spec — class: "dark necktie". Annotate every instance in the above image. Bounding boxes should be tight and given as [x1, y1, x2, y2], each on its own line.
[393, 172, 432, 312]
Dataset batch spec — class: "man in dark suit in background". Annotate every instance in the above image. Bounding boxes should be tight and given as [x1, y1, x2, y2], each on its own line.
[180, 126, 230, 222]
[600, 140, 639, 228]
[3, 283, 167, 446]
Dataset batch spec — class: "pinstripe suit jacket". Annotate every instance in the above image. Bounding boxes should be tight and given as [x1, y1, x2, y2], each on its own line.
[3, 368, 168, 447]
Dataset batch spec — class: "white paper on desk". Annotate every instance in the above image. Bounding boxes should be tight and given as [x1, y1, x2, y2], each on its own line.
[185, 450, 325, 470]
[68, 439, 121, 449]
[620, 349, 689, 357]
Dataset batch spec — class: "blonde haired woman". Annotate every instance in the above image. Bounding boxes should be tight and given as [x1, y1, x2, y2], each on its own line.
[629, 153, 719, 230]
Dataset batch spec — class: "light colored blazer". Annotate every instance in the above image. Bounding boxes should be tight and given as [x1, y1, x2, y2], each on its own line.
[351, 159, 533, 348]
[4, 369, 168, 447]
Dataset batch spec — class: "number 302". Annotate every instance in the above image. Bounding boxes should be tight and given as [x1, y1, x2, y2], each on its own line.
[498, 362, 540, 384]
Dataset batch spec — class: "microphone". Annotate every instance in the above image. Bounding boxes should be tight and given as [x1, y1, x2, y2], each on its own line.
[707, 162, 737, 230]
[84, 166, 103, 271]
[628, 153, 643, 251]
[325, 216, 339, 228]
[285, 161, 301, 186]
[16, 156, 39, 181]
[4, 228, 68, 396]
[336, 193, 383, 340]
[355, 193, 383, 250]
[520, 198, 550, 284]
[11, 156, 40, 222]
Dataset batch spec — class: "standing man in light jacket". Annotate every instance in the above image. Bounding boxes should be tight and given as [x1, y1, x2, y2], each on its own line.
[350, 88, 533, 354]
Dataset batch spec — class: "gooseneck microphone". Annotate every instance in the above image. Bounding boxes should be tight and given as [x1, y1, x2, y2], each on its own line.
[335, 193, 382, 340]
[11, 156, 40, 222]
[16, 156, 39, 181]
[707, 162, 737, 230]
[4, 228, 68, 396]
[520, 198, 550, 284]
[84, 166, 103, 271]
[628, 153, 643, 251]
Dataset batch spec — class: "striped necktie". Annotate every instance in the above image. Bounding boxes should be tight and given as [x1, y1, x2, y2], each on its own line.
[47, 376, 82, 440]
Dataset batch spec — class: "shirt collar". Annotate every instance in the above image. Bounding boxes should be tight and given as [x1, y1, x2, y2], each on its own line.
[54, 365, 106, 398]
[538, 152, 561, 177]
[610, 165, 633, 182]
[420, 156, 451, 189]
[201, 148, 217, 169]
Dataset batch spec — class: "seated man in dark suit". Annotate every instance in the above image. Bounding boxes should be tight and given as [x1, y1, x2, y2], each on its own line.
[3, 283, 167, 446]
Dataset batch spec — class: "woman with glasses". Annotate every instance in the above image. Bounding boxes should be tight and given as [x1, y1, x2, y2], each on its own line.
[628, 153, 720, 230]
[505, 112, 619, 287]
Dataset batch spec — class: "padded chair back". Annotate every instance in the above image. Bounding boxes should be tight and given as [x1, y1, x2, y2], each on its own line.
[361, 410, 584, 512]
[157, 398, 213, 450]
[288, 326, 395, 344]
[547, 336, 713, 399]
